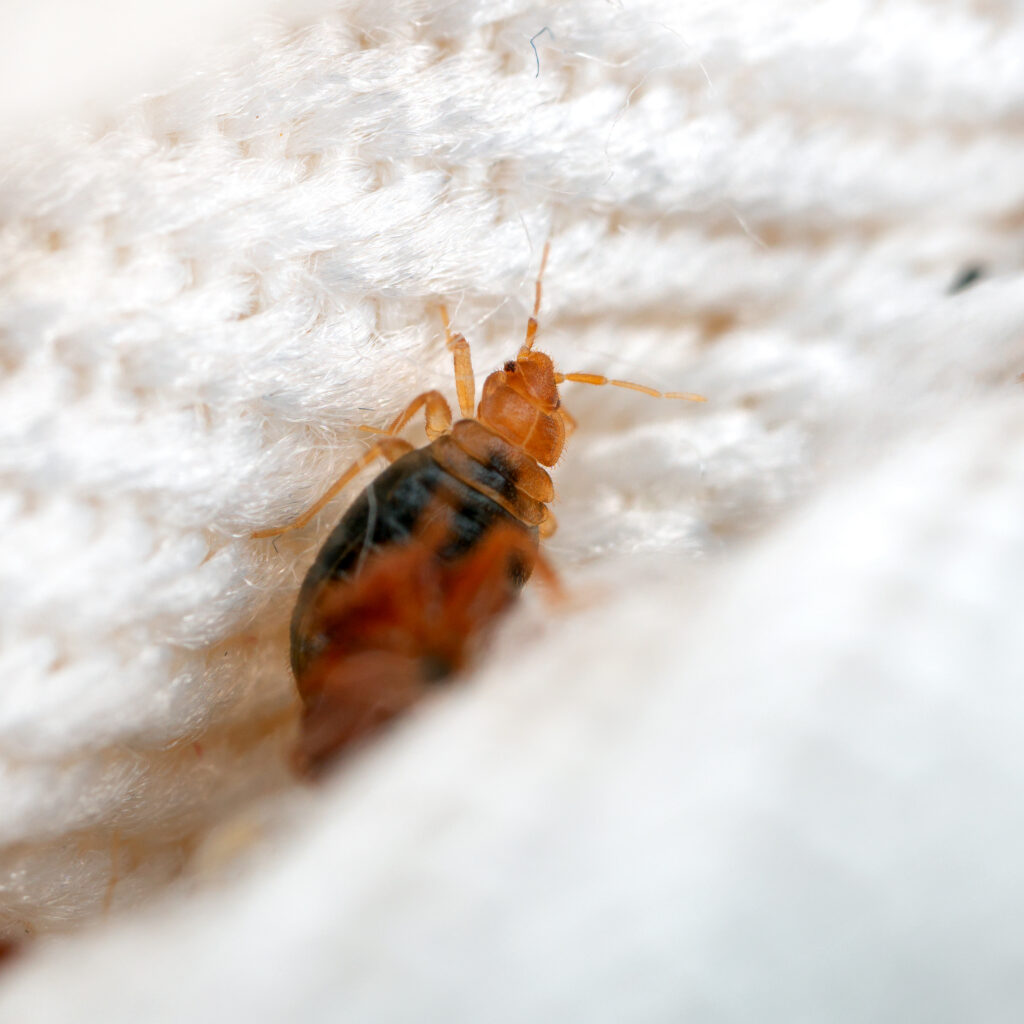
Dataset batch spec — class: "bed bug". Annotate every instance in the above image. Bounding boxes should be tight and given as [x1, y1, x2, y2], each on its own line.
[0, 937, 19, 970]
[255, 245, 704, 775]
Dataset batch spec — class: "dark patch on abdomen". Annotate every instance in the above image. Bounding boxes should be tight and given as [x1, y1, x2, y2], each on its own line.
[290, 447, 536, 676]
[486, 447, 520, 495]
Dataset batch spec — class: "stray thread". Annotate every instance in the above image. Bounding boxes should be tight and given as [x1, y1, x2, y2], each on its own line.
[530, 27, 554, 78]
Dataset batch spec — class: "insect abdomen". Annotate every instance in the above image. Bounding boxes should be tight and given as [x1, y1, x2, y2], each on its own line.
[290, 439, 541, 679]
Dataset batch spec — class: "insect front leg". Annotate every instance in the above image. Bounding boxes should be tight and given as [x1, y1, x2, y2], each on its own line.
[376, 390, 453, 440]
[439, 305, 476, 418]
[253, 436, 414, 538]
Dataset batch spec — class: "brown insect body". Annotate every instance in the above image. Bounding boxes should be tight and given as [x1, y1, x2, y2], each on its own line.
[289, 352, 566, 775]
[256, 246, 704, 775]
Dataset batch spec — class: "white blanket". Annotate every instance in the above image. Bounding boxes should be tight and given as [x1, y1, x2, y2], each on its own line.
[2, 1, 1024, 1019]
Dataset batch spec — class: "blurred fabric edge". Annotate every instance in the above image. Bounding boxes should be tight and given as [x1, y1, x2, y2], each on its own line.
[2, 390, 1023, 1022]
[0, 0, 331, 137]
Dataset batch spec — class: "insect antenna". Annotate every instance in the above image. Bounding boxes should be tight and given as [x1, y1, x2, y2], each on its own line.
[521, 241, 551, 353]
[554, 371, 706, 403]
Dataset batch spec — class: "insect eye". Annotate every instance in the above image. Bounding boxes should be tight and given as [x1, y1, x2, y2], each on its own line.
[504, 361, 516, 373]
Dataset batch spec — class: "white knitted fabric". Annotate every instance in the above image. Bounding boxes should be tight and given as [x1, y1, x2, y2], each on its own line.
[3, 0, 1024, 1019]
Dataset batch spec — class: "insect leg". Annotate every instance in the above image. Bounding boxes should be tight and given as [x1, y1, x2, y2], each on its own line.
[521, 241, 550, 353]
[559, 406, 577, 437]
[253, 436, 414, 538]
[103, 830, 121, 914]
[384, 390, 453, 439]
[539, 507, 558, 538]
[527, 541, 564, 600]
[358, 389, 454, 440]
[439, 306, 476, 417]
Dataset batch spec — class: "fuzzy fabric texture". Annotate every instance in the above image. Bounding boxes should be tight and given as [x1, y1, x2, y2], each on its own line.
[3, 0, 1024, 1019]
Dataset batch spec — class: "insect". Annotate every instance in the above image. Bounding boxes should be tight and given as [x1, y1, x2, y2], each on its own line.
[0, 938, 18, 969]
[255, 245, 704, 775]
